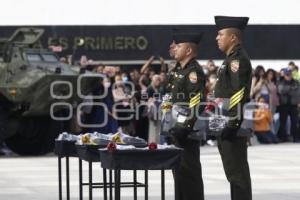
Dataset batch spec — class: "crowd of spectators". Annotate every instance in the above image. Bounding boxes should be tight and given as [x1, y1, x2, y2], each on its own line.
[65, 55, 170, 144]
[63, 54, 300, 146]
[0, 55, 299, 156]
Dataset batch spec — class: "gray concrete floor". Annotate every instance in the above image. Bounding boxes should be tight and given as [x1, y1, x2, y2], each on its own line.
[0, 143, 300, 200]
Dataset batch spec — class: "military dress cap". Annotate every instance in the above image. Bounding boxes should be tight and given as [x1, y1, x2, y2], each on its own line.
[214, 16, 249, 31]
[172, 31, 203, 45]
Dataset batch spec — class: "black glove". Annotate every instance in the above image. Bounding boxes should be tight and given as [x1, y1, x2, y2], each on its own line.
[221, 126, 239, 141]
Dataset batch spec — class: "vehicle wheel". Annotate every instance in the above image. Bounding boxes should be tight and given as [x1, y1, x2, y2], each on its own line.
[5, 116, 63, 155]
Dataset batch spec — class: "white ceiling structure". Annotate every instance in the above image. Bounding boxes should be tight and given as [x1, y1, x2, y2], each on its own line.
[0, 0, 300, 25]
[1, 0, 300, 70]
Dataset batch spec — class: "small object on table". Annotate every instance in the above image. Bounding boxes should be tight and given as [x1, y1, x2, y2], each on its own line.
[148, 142, 157, 150]
[107, 142, 117, 151]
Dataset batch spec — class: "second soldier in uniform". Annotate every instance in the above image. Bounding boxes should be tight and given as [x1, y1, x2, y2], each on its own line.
[165, 30, 206, 200]
[213, 16, 253, 200]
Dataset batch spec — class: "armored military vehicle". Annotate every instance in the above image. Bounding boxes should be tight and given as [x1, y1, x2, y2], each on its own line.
[0, 28, 101, 155]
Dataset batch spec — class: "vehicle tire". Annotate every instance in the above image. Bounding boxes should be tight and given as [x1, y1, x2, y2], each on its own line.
[5, 116, 63, 155]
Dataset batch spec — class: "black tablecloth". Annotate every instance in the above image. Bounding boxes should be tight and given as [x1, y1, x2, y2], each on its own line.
[99, 149, 182, 170]
[54, 140, 77, 157]
[76, 144, 106, 162]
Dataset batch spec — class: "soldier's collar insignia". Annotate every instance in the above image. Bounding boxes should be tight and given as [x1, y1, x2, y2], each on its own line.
[189, 71, 198, 83]
[218, 64, 226, 74]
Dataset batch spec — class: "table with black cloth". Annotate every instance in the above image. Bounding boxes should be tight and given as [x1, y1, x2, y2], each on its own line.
[54, 140, 77, 200]
[99, 148, 182, 200]
[76, 144, 107, 200]
[55, 140, 182, 200]
[76, 144, 151, 200]
[55, 141, 107, 200]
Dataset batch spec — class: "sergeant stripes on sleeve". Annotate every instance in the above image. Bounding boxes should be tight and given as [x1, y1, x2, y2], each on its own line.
[228, 87, 245, 110]
[189, 93, 201, 108]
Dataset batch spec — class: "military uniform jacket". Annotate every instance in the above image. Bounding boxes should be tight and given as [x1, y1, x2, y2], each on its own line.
[214, 44, 252, 128]
[166, 58, 206, 128]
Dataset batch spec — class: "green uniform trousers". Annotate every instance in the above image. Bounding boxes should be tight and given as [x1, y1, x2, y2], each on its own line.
[217, 136, 252, 200]
[174, 139, 204, 200]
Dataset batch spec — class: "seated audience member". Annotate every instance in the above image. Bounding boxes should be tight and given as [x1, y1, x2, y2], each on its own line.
[254, 96, 279, 144]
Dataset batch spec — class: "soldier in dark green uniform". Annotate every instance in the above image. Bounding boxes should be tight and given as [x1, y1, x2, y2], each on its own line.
[214, 16, 252, 200]
[165, 31, 206, 200]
